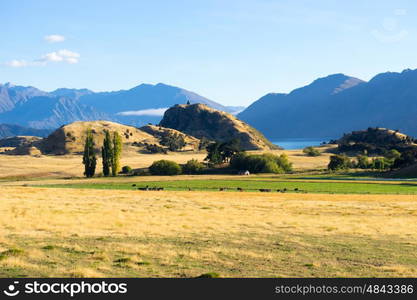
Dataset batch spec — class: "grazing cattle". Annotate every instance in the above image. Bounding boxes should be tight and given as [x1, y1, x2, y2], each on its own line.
[219, 188, 225, 191]
[138, 185, 149, 191]
[132, 184, 136, 187]
[294, 188, 299, 191]
[277, 189, 281, 192]
[283, 188, 287, 192]
[237, 187, 244, 192]
[188, 187, 192, 191]
[157, 187, 164, 191]
[259, 188, 271, 192]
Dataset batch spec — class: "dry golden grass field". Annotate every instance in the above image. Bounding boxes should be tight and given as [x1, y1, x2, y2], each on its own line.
[0, 147, 333, 179]
[1, 186, 417, 277]
[1, 146, 417, 277]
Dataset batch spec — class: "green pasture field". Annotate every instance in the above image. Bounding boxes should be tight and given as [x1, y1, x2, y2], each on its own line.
[36, 177, 417, 195]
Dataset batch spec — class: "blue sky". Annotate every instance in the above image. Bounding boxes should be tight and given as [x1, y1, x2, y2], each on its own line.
[1, 0, 417, 106]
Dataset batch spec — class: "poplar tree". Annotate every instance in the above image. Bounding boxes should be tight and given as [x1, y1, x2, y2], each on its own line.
[82, 129, 97, 177]
[111, 131, 122, 176]
[102, 130, 113, 176]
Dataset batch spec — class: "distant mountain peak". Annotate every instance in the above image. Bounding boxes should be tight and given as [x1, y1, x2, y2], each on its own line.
[289, 73, 364, 98]
[3, 82, 15, 88]
[50, 88, 94, 100]
[238, 67, 417, 139]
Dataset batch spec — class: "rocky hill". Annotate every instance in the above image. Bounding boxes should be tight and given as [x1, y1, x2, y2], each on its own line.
[337, 127, 416, 154]
[159, 103, 277, 150]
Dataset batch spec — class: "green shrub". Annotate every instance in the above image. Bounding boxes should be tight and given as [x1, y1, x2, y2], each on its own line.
[371, 157, 392, 170]
[230, 152, 292, 174]
[356, 155, 370, 169]
[385, 149, 401, 160]
[121, 165, 132, 174]
[144, 143, 167, 154]
[328, 154, 351, 171]
[205, 139, 242, 165]
[160, 133, 186, 151]
[303, 146, 321, 157]
[182, 159, 205, 174]
[149, 160, 182, 175]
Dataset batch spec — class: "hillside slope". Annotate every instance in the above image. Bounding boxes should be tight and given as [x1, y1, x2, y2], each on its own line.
[159, 103, 277, 150]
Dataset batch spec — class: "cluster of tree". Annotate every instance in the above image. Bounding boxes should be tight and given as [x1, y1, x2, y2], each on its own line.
[203, 138, 293, 174]
[303, 146, 321, 157]
[391, 148, 417, 169]
[144, 143, 168, 154]
[198, 136, 211, 151]
[328, 154, 394, 171]
[82, 129, 122, 178]
[327, 149, 416, 171]
[102, 130, 122, 176]
[160, 133, 186, 151]
[149, 159, 205, 175]
[205, 139, 242, 165]
[230, 152, 293, 174]
[182, 159, 205, 174]
[327, 154, 352, 171]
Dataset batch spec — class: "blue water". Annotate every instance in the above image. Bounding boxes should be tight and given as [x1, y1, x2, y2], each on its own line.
[273, 138, 328, 150]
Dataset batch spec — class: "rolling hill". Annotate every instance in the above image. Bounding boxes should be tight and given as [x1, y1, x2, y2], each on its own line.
[6, 120, 202, 155]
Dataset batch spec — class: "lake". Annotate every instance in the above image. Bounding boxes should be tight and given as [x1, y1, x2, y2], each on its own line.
[273, 138, 329, 150]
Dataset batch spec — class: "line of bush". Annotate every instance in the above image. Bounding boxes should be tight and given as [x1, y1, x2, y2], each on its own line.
[230, 152, 292, 174]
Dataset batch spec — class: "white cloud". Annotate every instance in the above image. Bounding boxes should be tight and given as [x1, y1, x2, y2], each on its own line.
[44, 34, 66, 43]
[5, 60, 30, 67]
[6, 49, 81, 67]
[39, 49, 80, 64]
[117, 108, 168, 117]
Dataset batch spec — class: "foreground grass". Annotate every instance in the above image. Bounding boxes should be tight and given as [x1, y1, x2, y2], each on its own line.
[1, 187, 417, 277]
[37, 178, 417, 194]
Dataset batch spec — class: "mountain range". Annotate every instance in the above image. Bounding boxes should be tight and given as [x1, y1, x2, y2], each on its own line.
[0, 82, 243, 134]
[0, 124, 52, 138]
[238, 69, 417, 139]
[2, 68, 417, 141]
